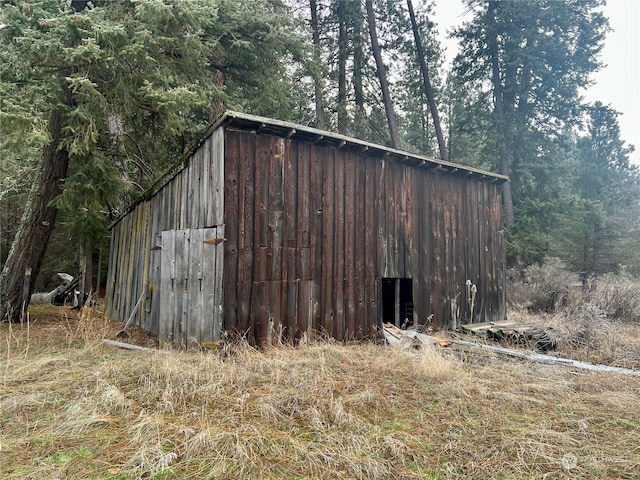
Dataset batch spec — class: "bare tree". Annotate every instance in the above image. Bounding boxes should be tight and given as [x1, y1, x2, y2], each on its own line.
[407, 0, 448, 161]
[310, 0, 326, 130]
[365, 0, 401, 149]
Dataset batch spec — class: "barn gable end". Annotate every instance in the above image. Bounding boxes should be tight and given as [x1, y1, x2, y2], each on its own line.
[105, 112, 507, 347]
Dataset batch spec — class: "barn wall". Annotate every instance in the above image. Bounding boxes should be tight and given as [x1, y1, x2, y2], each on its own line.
[105, 129, 225, 345]
[222, 129, 505, 344]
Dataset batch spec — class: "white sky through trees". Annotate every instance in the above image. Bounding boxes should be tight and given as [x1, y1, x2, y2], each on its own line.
[434, 0, 640, 164]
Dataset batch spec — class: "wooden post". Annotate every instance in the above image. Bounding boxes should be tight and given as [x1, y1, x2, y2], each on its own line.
[95, 247, 102, 300]
[394, 278, 400, 327]
[21, 267, 32, 323]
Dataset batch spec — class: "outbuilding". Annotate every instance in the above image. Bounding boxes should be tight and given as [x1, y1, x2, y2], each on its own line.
[105, 112, 507, 347]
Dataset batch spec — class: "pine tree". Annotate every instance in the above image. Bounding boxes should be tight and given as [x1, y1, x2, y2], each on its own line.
[0, 0, 307, 321]
[565, 103, 639, 276]
[454, 0, 608, 224]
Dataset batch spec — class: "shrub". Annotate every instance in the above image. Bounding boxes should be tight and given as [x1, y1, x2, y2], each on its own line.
[557, 302, 615, 349]
[588, 272, 640, 323]
[507, 258, 579, 312]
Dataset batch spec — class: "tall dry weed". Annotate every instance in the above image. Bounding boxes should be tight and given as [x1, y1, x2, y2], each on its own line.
[507, 258, 579, 312]
[587, 272, 640, 323]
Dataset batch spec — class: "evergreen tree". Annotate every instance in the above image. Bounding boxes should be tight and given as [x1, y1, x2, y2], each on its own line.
[557, 103, 639, 276]
[0, 0, 307, 321]
[453, 0, 608, 263]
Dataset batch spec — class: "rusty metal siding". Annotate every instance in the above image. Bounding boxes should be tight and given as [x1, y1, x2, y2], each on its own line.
[222, 129, 505, 344]
[105, 130, 225, 344]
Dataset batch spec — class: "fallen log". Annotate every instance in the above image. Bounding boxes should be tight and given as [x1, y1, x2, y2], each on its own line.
[383, 323, 450, 348]
[451, 339, 640, 377]
[31, 273, 79, 305]
[460, 321, 558, 351]
[103, 339, 156, 352]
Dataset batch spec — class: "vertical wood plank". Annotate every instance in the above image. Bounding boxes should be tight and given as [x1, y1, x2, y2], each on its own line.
[431, 174, 443, 326]
[333, 148, 345, 339]
[298, 280, 313, 342]
[364, 156, 378, 333]
[201, 138, 211, 226]
[396, 162, 406, 278]
[321, 149, 335, 338]
[251, 281, 269, 345]
[310, 144, 323, 336]
[236, 132, 255, 337]
[297, 142, 311, 279]
[269, 137, 285, 281]
[287, 279, 299, 340]
[270, 280, 283, 342]
[255, 134, 270, 249]
[188, 146, 197, 227]
[188, 228, 203, 346]
[344, 150, 356, 338]
[213, 225, 225, 341]
[224, 130, 240, 333]
[159, 230, 176, 344]
[201, 228, 217, 343]
[353, 156, 366, 336]
[213, 128, 225, 226]
[377, 159, 388, 278]
[387, 161, 399, 278]
[284, 140, 298, 288]
[172, 229, 186, 346]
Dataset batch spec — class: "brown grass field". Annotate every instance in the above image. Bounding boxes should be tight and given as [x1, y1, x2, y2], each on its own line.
[1, 304, 639, 479]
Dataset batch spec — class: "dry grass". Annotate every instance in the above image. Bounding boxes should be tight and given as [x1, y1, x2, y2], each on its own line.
[1, 306, 639, 479]
[510, 307, 640, 370]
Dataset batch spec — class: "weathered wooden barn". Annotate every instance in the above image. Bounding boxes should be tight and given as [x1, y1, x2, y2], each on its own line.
[105, 112, 507, 347]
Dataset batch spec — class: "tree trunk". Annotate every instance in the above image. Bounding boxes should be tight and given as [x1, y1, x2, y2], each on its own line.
[209, 46, 226, 123]
[337, 0, 348, 135]
[351, 1, 366, 140]
[365, 0, 401, 149]
[309, 0, 326, 130]
[406, 0, 448, 161]
[487, 1, 515, 226]
[0, 109, 70, 322]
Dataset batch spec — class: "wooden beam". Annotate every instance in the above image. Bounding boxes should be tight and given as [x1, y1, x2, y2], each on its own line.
[452, 340, 640, 377]
[103, 339, 156, 352]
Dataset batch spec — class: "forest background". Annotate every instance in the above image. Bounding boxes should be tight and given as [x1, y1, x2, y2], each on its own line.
[1, 0, 638, 321]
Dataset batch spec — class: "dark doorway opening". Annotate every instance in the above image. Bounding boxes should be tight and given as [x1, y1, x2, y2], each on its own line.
[381, 278, 414, 329]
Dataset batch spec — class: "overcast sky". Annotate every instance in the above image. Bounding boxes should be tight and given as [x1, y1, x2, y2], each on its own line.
[433, 0, 640, 164]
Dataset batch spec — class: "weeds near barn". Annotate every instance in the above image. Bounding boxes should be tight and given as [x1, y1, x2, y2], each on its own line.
[507, 260, 640, 369]
[1, 302, 639, 479]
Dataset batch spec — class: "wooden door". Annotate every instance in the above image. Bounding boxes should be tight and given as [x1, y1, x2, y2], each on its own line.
[159, 227, 224, 347]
